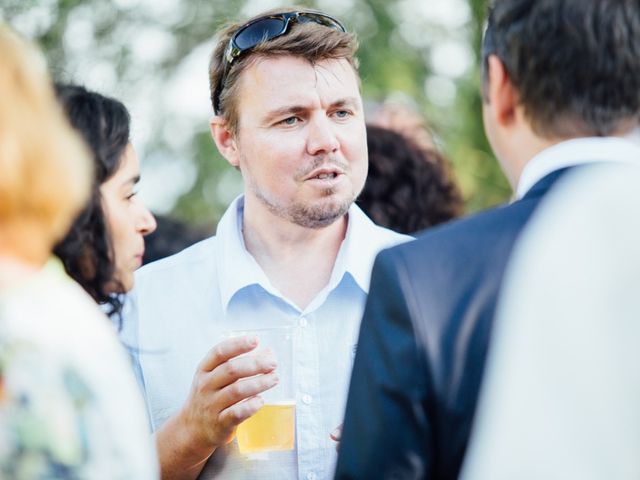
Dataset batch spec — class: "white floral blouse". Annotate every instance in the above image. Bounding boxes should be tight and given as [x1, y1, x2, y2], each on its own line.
[0, 259, 158, 479]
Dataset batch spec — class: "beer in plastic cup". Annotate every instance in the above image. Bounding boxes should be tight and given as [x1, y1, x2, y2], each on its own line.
[225, 326, 296, 454]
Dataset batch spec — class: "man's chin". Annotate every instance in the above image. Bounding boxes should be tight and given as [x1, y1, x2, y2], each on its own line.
[290, 197, 352, 229]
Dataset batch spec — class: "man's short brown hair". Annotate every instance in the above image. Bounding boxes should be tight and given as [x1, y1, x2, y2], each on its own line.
[209, 7, 359, 134]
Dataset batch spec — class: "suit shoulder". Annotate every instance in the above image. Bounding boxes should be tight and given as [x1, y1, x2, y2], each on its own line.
[396, 199, 537, 257]
[373, 198, 541, 290]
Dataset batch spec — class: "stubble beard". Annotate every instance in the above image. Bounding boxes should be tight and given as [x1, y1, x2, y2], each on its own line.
[243, 153, 362, 229]
[254, 185, 354, 229]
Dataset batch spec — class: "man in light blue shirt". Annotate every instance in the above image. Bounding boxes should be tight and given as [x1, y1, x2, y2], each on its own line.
[122, 7, 409, 480]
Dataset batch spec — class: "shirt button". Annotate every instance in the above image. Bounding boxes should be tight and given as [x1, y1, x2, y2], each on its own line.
[307, 473, 317, 480]
[299, 317, 308, 327]
[302, 394, 313, 405]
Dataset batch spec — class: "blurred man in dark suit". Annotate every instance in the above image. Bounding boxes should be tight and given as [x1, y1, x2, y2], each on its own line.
[335, 0, 640, 478]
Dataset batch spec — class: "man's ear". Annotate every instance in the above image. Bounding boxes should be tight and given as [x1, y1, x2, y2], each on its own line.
[486, 54, 518, 127]
[210, 115, 240, 167]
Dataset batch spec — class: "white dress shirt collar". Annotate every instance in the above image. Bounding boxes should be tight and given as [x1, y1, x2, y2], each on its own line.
[216, 196, 406, 314]
[516, 136, 640, 199]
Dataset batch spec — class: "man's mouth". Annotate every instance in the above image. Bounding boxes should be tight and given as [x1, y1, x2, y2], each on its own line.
[305, 166, 345, 181]
[312, 172, 339, 180]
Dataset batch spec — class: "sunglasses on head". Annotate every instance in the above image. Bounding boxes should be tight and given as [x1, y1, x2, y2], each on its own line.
[213, 11, 347, 115]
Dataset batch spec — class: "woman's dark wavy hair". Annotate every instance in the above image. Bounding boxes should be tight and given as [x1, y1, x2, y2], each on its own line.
[358, 125, 463, 234]
[53, 84, 130, 323]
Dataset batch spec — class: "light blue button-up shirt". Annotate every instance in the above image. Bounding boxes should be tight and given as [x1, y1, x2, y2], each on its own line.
[122, 196, 411, 480]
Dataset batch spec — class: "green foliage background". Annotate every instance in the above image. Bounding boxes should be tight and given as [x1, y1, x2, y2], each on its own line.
[1, 0, 510, 229]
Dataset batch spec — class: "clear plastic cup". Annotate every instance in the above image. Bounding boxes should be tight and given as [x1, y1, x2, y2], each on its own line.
[225, 326, 296, 454]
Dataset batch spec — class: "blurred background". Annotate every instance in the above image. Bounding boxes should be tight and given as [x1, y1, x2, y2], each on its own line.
[1, 0, 507, 232]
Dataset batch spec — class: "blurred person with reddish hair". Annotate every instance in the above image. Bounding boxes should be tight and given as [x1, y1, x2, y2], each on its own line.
[0, 24, 157, 478]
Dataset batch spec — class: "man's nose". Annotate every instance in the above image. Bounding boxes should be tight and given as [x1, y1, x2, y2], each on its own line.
[306, 115, 339, 155]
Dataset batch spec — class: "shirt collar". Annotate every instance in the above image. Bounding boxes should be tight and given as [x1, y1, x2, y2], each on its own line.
[216, 196, 404, 313]
[216, 196, 274, 314]
[516, 136, 640, 199]
[336, 203, 399, 294]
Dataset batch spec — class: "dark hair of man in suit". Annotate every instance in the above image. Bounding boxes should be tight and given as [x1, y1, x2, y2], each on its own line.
[482, 0, 640, 139]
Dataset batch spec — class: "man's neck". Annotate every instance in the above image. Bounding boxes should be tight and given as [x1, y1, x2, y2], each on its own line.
[242, 198, 348, 310]
[499, 129, 557, 191]
[502, 123, 638, 191]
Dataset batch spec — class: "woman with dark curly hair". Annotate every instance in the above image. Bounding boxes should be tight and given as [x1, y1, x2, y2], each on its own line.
[53, 84, 157, 321]
[358, 124, 463, 234]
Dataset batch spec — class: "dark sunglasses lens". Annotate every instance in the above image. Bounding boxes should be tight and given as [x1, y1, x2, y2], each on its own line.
[235, 18, 287, 49]
[298, 13, 344, 31]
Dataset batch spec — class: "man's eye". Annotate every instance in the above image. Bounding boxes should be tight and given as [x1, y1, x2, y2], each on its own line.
[126, 191, 138, 201]
[334, 110, 350, 119]
[279, 117, 299, 126]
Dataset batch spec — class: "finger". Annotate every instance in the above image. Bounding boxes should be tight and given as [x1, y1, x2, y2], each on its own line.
[330, 424, 342, 442]
[216, 372, 279, 410]
[218, 395, 265, 431]
[210, 351, 277, 390]
[198, 336, 258, 372]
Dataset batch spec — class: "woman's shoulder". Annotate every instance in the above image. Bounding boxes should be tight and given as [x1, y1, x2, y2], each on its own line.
[0, 259, 158, 478]
[0, 337, 98, 477]
[2, 259, 113, 345]
[0, 335, 157, 478]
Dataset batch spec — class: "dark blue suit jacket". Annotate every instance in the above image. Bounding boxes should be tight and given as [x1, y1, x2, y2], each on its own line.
[335, 170, 569, 480]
